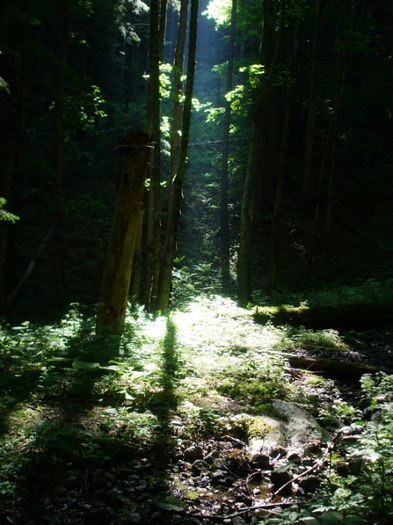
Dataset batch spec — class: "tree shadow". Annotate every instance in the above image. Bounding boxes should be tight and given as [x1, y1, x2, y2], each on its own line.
[149, 317, 179, 454]
[0, 315, 184, 524]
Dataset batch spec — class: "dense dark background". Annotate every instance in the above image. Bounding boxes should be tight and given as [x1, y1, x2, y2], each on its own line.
[0, 0, 392, 321]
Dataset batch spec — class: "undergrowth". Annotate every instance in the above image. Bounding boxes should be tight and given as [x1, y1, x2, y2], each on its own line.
[0, 296, 392, 523]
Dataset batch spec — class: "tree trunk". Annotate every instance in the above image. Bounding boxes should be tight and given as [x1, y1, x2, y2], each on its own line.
[142, 0, 162, 308]
[237, 0, 277, 305]
[220, 0, 237, 291]
[164, 0, 189, 250]
[96, 134, 152, 335]
[157, 0, 199, 311]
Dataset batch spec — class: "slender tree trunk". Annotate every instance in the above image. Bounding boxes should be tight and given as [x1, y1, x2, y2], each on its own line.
[164, 0, 189, 250]
[303, 0, 327, 196]
[220, 0, 237, 291]
[96, 134, 152, 335]
[157, 0, 199, 311]
[237, 0, 276, 305]
[149, 0, 169, 308]
[53, 0, 69, 305]
[129, 210, 144, 301]
[142, 0, 162, 308]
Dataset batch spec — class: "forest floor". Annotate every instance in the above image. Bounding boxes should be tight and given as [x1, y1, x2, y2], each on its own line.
[1, 295, 393, 524]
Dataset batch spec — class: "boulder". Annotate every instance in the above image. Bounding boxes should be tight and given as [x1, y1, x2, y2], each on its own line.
[247, 400, 328, 456]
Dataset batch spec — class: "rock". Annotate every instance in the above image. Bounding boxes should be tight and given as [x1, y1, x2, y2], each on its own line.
[247, 401, 327, 458]
[184, 445, 203, 462]
[251, 453, 271, 469]
[270, 470, 292, 495]
[272, 400, 328, 446]
[270, 446, 286, 459]
[191, 459, 209, 476]
[299, 475, 321, 493]
[287, 452, 302, 464]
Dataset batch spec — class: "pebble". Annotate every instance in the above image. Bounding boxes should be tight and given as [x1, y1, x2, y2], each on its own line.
[184, 445, 204, 462]
[191, 459, 209, 475]
[252, 453, 271, 469]
[270, 470, 292, 495]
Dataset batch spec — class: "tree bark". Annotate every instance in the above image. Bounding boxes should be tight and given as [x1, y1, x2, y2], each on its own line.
[157, 0, 199, 311]
[220, 0, 237, 291]
[165, 0, 189, 250]
[237, 0, 277, 305]
[96, 134, 152, 335]
[142, 0, 162, 308]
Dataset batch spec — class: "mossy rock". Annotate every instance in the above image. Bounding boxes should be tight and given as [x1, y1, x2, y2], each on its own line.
[246, 400, 328, 456]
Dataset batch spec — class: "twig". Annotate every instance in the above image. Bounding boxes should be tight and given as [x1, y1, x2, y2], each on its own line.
[221, 435, 247, 448]
[268, 429, 343, 501]
[189, 501, 293, 520]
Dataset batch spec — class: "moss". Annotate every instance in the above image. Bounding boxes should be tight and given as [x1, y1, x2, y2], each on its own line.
[258, 402, 282, 420]
[253, 303, 393, 329]
[247, 415, 281, 439]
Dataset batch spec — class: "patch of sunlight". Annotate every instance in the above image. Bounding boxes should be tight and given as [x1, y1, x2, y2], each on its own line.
[171, 295, 283, 362]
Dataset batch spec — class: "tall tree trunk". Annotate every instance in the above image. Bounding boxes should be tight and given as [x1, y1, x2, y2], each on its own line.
[142, 0, 162, 308]
[303, 0, 327, 197]
[237, 0, 276, 305]
[149, 0, 169, 308]
[53, 0, 69, 305]
[220, 0, 237, 291]
[164, 0, 189, 250]
[96, 134, 152, 336]
[157, 0, 199, 311]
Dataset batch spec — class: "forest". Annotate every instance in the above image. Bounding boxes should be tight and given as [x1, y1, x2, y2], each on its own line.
[0, 0, 392, 523]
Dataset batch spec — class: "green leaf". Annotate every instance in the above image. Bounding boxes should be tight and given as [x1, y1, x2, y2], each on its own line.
[72, 360, 101, 370]
[320, 511, 344, 524]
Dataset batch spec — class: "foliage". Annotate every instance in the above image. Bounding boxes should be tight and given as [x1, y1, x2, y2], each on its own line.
[276, 326, 350, 355]
[261, 372, 393, 525]
[0, 198, 19, 223]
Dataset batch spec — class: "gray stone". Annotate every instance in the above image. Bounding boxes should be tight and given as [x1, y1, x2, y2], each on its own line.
[247, 400, 328, 457]
[184, 445, 204, 462]
[191, 459, 209, 476]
